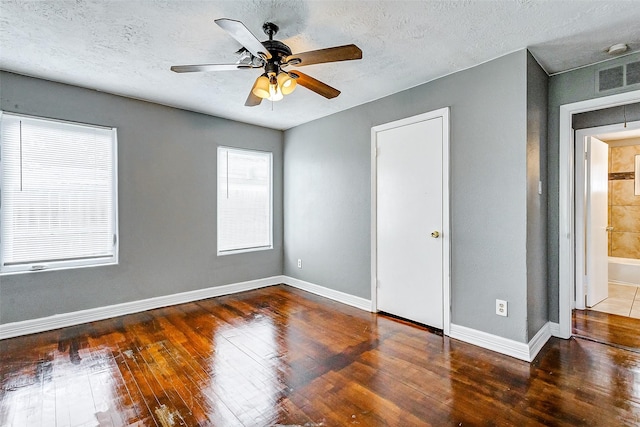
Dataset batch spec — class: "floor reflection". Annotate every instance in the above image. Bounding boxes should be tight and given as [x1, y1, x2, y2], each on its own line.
[0, 344, 126, 426]
[2, 285, 640, 425]
[573, 308, 640, 350]
[209, 314, 280, 425]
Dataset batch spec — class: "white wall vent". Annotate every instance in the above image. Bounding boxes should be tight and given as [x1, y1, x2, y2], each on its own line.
[597, 60, 640, 93]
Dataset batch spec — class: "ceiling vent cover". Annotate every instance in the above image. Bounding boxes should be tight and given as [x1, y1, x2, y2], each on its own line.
[597, 60, 640, 93]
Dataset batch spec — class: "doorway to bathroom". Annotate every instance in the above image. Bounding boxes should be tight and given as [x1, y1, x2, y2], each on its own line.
[573, 116, 640, 349]
[558, 90, 640, 349]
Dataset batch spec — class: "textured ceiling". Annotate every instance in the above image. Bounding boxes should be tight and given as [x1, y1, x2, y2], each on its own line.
[1, 1, 640, 130]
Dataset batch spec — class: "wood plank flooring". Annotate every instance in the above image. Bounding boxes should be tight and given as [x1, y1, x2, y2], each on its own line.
[574, 308, 640, 351]
[2, 284, 640, 426]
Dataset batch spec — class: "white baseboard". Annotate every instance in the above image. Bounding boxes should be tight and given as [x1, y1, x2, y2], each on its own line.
[2, 273, 554, 364]
[528, 322, 552, 361]
[609, 280, 640, 287]
[549, 322, 561, 338]
[0, 276, 285, 340]
[450, 322, 551, 362]
[0, 275, 373, 340]
[282, 276, 372, 312]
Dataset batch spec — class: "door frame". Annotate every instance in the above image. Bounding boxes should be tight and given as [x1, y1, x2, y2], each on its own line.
[370, 107, 451, 336]
[558, 90, 640, 338]
[574, 123, 640, 310]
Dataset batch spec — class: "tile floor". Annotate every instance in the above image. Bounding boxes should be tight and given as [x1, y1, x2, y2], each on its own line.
[590, 283, 640, 318]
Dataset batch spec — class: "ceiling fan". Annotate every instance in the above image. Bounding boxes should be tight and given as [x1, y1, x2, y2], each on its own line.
[171, 18, 362, 106]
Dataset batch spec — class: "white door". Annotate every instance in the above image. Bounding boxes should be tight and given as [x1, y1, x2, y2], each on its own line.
[375, 114, 445, 328]
[586, 136, 609, 307]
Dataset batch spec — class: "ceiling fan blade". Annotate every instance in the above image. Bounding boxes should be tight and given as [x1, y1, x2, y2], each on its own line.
[171, 63, 253, 73]
[291, 71, 340, 99]
[286, 44, 362, 67]
[245, 93, 262, 107]
[245, 80, 263, 107]
[215, 18, 272, 60]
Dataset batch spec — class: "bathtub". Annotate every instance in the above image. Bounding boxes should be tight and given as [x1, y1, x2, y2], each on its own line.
[609, 257, 640, 286]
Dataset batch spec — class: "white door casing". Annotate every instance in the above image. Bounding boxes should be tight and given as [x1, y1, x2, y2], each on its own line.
[371, 108, 450, 333]
[558, 89, 640, 339]
[574, 124, 640, 312]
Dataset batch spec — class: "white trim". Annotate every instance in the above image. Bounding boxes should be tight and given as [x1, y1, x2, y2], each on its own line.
[574, 121, 640, 310]
[112, 126, 120, 274]
[283, 276, 372, 312]
[1, 271, 556, 363]
[558, 89, 640, 339]
[370, 107, 451, 336]
[0, 113, 119, 275]
[450, 324, 530, 361]
[0, 111, 114, 130]
[450, 323, 551, 362]
[0, 275, 375, 340]
[442, 109, 451, 335]
[0, 276, 285, 340]
[549, 322, 561, 337]
[636, 154, 640, 195]
[216, 146, 273, 256]
[370, 123, 379, 316]
[370, 125, 378, 313]
[528, 323, 552, 361]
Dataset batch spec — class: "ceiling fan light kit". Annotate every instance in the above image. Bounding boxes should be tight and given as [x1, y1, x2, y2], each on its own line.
[251, 73, 294, 102]
[171, 18, 362, 107]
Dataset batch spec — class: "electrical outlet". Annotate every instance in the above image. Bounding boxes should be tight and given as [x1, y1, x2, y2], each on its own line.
[297, 259, 302, 269]
[496, 299, 508, 317]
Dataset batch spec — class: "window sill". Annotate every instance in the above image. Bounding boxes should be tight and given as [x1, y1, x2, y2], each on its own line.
[217, 246, 273, 257]
[0, 260, 118, 276]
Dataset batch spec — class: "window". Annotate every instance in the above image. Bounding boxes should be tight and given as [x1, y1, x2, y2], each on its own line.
[0, 113, 118, 274]
[217, 147, 272, 254]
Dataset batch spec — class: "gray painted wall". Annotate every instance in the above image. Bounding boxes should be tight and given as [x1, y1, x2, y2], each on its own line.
[0, 72, 284, 324]
[547, 52, 640, 322]
[526, 52, 549, 339]
[285, 50, 534, 342]
[0, 48, 558, 344]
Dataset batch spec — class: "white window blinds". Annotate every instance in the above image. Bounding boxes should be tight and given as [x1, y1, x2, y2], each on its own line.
[217, 147, 272, 254]
[0, 113, 118, 273]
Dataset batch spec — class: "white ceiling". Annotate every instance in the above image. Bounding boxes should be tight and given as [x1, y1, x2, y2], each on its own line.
[1, 1, 640, 130]
[599, 129, 640, 142]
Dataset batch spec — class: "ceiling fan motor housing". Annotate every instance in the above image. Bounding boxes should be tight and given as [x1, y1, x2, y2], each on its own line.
[262, 40, 292, 64]
[260, 21, 292, 73]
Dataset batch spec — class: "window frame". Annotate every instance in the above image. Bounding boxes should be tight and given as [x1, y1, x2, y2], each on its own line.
[217, 146, 273, 256]
[0, 112, 119, 275]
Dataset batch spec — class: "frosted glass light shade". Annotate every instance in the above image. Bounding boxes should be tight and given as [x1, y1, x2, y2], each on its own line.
[277, 73, 297, 95]
[252, 75, 271, 99]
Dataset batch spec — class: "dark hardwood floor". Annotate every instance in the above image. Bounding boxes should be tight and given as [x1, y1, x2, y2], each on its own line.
[2, 285, 640, 426]
[573, 308, 640, 351]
